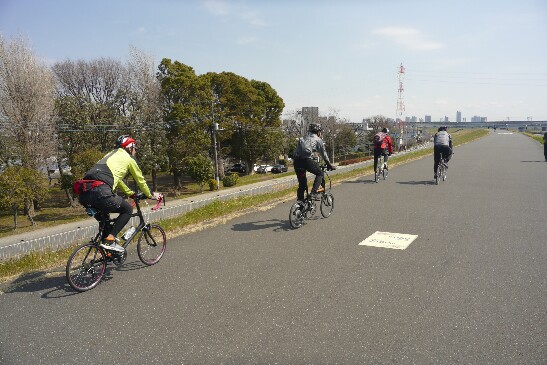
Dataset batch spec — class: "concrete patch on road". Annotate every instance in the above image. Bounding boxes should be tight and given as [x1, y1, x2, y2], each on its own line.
[359, 231, 418, 250]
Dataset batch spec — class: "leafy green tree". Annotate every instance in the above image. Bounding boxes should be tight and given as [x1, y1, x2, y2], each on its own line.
[335, 124, 357, 159]
[157, 59, 211, 188]
[0, 166, 49, 228]
[181, 154, 214, 193]
[60, 148, 104, 206]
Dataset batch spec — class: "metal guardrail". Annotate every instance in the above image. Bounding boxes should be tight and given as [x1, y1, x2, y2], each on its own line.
[0, 142, 431, 261]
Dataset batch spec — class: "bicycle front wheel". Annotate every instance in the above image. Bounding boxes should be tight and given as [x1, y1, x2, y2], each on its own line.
[66, 242, 106, 292]
[289, 201, 305, 229]
[320, 193, 334, 218]
[382, 168, 387, 180]
[137, 224, 166, 265]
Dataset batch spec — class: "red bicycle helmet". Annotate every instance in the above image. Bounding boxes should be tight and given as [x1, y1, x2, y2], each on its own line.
[116, 135, 136, 149]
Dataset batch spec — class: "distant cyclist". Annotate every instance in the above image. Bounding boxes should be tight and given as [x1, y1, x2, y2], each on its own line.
[433, 126, 453, 179]
[373, 127, 393, 175]
[292, 123, 336, 201]
[77, 135, 160, 252]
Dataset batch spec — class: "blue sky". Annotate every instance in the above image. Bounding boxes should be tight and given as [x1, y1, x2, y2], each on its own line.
[1, 0, 546, 122]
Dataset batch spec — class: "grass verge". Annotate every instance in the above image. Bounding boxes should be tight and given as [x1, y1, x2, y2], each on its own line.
[0, 128, 489, 284]
[523, 132, 545, 145]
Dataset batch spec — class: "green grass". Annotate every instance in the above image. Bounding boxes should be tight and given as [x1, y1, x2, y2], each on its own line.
[523, 132, 545, 144]
[0, 129, 489, 283]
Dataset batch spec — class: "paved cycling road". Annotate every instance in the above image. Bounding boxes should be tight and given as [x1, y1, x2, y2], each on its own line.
[0, 132, 545, 364]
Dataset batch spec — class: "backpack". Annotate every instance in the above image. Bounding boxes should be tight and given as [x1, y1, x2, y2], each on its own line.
[294, 137, 313, 158]
[373, 132, 385, 148]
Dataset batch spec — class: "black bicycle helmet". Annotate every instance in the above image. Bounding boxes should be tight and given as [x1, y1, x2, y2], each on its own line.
[308, 123, 322, 134]
[438, 126, 447, 132]
[382, 127, 389, 133]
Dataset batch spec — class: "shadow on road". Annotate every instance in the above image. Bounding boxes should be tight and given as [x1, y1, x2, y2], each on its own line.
[232, 219, 290, 232]
[397, 180, 436, 185]
[343, 179, 377, 185]
[1, 259, 149, 298]
[520, 160, 545, 163]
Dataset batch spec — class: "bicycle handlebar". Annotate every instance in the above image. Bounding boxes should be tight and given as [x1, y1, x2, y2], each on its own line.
[132, 192, 165, 211]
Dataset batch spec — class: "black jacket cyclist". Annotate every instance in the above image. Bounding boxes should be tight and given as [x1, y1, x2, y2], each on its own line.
[292, 123, 335, 201]
[433, 127, 453, 179]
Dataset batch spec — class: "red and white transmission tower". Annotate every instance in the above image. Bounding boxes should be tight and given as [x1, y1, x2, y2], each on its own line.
[396, 63, 405, 149]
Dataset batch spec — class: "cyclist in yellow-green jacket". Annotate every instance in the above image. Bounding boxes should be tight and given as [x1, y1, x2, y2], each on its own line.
[79, 135, 160, 252]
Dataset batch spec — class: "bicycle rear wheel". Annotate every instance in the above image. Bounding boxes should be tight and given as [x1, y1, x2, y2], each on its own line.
[320, 193, 334, 218]
[436, 163, 445, 185]
[137, 224, 166, 265]
[374, 168, 379, 183]
[289, 201, 305, 229]
[66, 242, 106, 292]
[382, 168, 387, 180]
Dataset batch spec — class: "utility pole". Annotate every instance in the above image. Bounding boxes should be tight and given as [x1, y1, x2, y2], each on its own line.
[211, 100, 220, 190]
[396, 63, 405, 151]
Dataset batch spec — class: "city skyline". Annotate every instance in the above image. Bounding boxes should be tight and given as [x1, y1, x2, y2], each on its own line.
[1, 0, 546, 123]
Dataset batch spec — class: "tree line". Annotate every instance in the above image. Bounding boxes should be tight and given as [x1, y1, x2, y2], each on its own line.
[0, 35, 393, 227]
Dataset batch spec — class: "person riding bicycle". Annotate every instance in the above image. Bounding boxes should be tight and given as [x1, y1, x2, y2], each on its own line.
[433, 126, 453, 179]
[292, 123, 336, 201]
[77, 135, 160, 252]
[373, 127, 393, 175]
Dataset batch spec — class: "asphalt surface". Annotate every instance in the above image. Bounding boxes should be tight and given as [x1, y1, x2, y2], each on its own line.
[0, 131, 545, 364]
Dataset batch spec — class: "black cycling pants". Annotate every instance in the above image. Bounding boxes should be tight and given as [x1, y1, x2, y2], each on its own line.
[374, 148, 389, 172]
[434, 145, 452, 173]
[79, 184, 133, 238]
[293, 158, 324, 201]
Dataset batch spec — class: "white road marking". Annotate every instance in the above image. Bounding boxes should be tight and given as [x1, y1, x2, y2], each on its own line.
[359, 231, 418, 250]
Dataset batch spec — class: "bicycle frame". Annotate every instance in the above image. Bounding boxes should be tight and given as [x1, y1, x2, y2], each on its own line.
[94, 194, 164, 247]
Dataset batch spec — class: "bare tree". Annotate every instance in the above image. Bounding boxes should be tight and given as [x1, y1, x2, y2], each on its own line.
[52, 57, 130, 152]
[127, 46, 166, 191]
[0, 34, 56, 171]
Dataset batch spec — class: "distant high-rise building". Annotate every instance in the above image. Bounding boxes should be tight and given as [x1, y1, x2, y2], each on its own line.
[471, 115, 487, 123]
[444, 116, 449, 123]
[456, 111, 462, 123]
[425, 115, 431, 123]
[301, 107, 319, 134]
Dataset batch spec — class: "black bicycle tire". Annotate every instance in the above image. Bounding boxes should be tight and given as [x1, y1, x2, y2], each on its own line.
[137, 224, 166, 265]
[320, 193, 334, 218]
[374, 168, 379, 183]
[66, 242, 106, 292]
[382, 168, 386, 180]
[289, 201, 305, 229]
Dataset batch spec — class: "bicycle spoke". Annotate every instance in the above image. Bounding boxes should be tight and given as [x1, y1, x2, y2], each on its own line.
[66, 243, 106, 292]
[137, 225, 166, 265]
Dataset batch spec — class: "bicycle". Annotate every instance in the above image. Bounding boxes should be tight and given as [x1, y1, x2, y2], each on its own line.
[289, 165, 334, 229]
[374, 160, 389, 183]
[435, 157, 448, 185]
[66, 193, 166, 292]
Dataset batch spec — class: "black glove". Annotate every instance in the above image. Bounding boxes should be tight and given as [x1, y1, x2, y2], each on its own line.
[327, 165, 336, 171]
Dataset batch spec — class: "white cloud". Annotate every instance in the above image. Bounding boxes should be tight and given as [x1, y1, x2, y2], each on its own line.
[202, 0, 230, 16]
[236, 36, 258, 45]
[372, 27, 444, 51]
[202, 0, 267, 27]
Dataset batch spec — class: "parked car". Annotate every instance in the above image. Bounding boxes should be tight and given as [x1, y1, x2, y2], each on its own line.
[271, 164, 288, 174]
[230, 163, 246, 173]
[257, 164, 273, 173]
